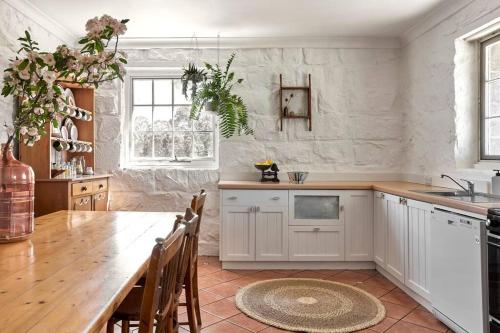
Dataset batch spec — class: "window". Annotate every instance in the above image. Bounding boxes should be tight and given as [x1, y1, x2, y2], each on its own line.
[481, 34, 500, 159]
[125, 74, 217, 168]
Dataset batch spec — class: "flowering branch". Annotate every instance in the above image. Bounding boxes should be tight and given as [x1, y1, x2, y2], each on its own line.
[1, 15, 129, 148]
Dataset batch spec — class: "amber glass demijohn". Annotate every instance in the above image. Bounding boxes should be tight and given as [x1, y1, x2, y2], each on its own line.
[0, 143, 35, 242]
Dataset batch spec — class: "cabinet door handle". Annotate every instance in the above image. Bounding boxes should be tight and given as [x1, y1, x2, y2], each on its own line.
[313, 227, 320, 232]
[271, 196, 280, 200]
[227, 196, 238, 200]
[249, 206, 254, 213]
[381, 193, 385, 199]
[340, 205, 344, 212]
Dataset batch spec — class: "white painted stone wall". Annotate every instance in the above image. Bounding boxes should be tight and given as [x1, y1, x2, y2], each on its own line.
[95, 47, 402, 255]
[0, 1, 65, 142]
[400, 0, 500, 183]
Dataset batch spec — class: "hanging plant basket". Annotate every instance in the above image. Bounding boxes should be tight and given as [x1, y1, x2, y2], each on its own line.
[182, 53, 253, 138]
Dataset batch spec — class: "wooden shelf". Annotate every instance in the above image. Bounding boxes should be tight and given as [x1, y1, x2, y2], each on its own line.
[50, 137, 93, 145]
[279, 74, 312, 131]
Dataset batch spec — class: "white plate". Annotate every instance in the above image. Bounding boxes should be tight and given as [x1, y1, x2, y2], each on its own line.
[64, 88, 76, 107]
[70, 125, 78, 141]
[61, 126, 68, 140]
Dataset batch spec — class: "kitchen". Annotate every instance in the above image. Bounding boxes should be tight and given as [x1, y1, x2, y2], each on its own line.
[0, 0, 500, 332]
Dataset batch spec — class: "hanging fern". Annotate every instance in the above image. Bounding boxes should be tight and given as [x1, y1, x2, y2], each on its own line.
[185, 53, 253, 138]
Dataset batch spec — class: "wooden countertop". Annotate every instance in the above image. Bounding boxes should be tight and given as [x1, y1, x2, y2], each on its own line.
[218, 180, 499, 216]
[36, 174, 113, 182]
[0, 210, 180, 333]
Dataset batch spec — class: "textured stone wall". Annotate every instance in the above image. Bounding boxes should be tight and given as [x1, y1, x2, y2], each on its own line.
[400, 0, 500, 179]
[0, 1, 65, 142]
[95, 47, 403, 255]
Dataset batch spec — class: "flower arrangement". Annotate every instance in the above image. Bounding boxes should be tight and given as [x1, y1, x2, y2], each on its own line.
[183, 53, 253, 138]
[1, 15, 129, 147]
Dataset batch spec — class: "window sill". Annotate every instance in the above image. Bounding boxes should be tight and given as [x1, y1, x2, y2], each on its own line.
[121, 163, 219, 171]
[473, 160, 500, 170]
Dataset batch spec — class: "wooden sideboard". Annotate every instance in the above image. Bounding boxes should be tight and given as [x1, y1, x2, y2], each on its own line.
[33, 175, 111, 216]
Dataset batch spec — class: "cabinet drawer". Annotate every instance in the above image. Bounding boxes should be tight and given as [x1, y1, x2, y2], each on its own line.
[72, 196, 92, 211]
[92, 179, 108, 193]
[289, 226, 344, 261]
[222, 190, 288, 206]
[72, 181, 93, 196]
[93, 192, 108, 211]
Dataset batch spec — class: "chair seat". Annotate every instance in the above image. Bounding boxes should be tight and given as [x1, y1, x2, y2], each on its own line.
[113, 286, 144, 321]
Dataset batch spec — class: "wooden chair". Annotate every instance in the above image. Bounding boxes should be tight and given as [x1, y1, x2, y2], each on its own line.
[106, 212, 198, 333]
[175, 190, 207, 333]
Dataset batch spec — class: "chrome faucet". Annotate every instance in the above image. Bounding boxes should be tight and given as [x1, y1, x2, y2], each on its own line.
[441, 174, 475, 196]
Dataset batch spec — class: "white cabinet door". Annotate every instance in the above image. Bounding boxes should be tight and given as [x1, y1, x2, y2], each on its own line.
[405, 199, 432, 300]
[256, 205, 289, 261]
[289, 190, 345, 226]
[289, 226, 344, 261]
[373, 192, 388, 267]
[345, 191, 373, 261]
[385, 194, 406, 283]
[221, 205, 255, 261]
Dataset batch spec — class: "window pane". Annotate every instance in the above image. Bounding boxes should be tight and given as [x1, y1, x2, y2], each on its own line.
[174, 106, 192, 131]
[154, 132, 173, 158]
[173, 79, 190, 104]
[487, 40, 500, 81]
[194, 111, 215, 131]
[154, 79, 172, 104]
[194, 132, 214, 158]
[133, 132, 152, 158]
[174, 132, 193, 158]
[485, 118, 500, 156]
[132, 106, 152, 132]
[153, 106, 173, 132]
[133, 79, 152, 105]
[294, 196, 340, 219]
[486, 80, 500, 118]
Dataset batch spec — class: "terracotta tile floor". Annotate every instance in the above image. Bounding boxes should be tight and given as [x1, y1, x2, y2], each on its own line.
[177, 256, 453, 333]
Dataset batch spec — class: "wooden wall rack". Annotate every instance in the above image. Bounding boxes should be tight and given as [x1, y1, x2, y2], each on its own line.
[279, 74, 312, 131]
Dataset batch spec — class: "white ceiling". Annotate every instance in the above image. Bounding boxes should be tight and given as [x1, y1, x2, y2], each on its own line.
[28, 0, 448, 39]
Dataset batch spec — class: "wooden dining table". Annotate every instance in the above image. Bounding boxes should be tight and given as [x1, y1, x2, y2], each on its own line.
[0, 210, 180, 333]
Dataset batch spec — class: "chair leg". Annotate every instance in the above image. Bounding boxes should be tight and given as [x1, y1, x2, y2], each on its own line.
[185, 276, 200, 333]
[121, 320, 130, 333]
[106, 319, 115, 333]
[192, 266, 202, 327]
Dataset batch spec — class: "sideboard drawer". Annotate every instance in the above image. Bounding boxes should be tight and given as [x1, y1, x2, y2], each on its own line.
[72, 181, 93, 196]
[222, 190, 288, 206]
[92, 192, 108, 211]
[288, 226, 345, 261]
[92, 179, 108, 193]
[72, 196, 92, 211]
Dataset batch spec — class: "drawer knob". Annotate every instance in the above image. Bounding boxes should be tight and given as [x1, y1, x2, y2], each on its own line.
[313, 227, 320, 232]
[227, 196, 237, 200]
[271, 196, 280, 200]
[81, 186, 88, 192]
[99, 184, 104, 189]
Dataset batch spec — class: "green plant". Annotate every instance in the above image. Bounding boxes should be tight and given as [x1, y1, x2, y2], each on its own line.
[181, 62, 206, 101]
[188, 53, 253, 138]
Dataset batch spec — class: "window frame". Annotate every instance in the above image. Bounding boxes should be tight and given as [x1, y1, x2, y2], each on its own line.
[122, 68, 219, 169]
[480, 33, 500, 160]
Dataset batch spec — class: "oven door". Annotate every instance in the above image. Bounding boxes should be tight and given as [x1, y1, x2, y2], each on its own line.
[288, 190, 344, 226]
[489, 232, 500, 323]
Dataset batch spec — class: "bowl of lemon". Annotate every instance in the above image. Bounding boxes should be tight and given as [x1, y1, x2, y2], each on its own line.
[254, 159, 273, 171]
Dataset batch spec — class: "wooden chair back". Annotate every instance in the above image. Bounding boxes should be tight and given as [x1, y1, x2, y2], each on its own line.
[138, 224, 186, 333]
[174, 208, 200, 293]
[190, 189, 207, 235]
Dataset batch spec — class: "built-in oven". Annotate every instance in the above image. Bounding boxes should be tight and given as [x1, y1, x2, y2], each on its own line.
[288, 190, 344, 226]
[487, 208, 500, 332]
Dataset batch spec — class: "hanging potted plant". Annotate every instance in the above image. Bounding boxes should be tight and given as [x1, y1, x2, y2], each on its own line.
[182, 53, 253, 138]
[181, 62, 206, 102]
[0, 15, 128, 242]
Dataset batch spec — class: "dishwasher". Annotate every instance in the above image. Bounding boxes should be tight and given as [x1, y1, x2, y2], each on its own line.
[430, 207, 488, 333]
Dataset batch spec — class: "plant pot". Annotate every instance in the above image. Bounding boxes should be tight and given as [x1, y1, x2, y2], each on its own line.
[0, 143, 35, 243]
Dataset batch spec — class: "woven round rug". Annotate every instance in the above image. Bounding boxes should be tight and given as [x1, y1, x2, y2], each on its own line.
[235, 278, 385, 333]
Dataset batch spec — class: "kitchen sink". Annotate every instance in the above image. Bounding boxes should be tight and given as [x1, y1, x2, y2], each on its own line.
[410, 190, 500, 203]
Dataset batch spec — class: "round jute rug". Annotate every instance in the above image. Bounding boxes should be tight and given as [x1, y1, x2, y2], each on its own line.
[235, 278, 385, 333]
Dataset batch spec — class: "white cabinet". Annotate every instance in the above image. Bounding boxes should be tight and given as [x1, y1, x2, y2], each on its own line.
[221, 205, 255, 261]
[289, 226, 344, 261]
[345, 190, 373, 261]
[373, 191, 388, 267]
[385, 194, 406, 283]
[405, 199, 432, 300]
[256, 205, 288, 261]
